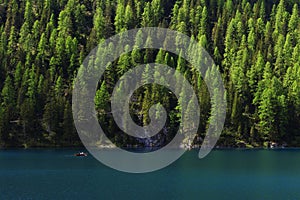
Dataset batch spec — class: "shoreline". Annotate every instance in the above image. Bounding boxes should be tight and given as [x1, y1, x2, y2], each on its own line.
[1, 146, 300, 151]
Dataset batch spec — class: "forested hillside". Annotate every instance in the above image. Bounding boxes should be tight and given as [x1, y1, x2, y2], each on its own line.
[0, 0, 299, 148]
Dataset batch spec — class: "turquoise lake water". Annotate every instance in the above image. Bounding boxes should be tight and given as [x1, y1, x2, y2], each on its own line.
[1, 149, 300, 200]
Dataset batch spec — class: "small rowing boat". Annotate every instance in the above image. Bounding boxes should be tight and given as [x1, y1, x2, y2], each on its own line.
[75, 152, 88, 157]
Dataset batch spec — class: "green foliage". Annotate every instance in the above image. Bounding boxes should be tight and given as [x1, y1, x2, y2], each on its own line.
[0, 0, 299, 147]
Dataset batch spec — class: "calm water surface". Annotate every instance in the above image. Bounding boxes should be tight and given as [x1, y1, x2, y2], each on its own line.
[1, 149, 300, 200]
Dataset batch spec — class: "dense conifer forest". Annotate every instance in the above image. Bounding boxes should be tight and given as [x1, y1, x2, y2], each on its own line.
[0, 0, 299, 148]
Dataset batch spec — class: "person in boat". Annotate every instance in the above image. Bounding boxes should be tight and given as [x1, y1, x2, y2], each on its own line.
[75, 152, 87, 156]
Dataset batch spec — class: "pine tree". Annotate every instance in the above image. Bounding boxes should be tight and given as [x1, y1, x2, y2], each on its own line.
[88, 6, 105, 48]
[24, 0, 34, 27]
[114, 1, 126, 32]
[247, 51, 264, 93]
[141, 2, 152, 27]
[95, 82, 110, 124]
[62, 102, 75, 144]
[124, 4, 134, 30]
[7, 26, 17, 71]
[199, 6, 208, 37]
[273, 0, 287, 40]
[288, 4, 299, 43]
[0, 76, 16, 145]
[151, 0, 163, 26]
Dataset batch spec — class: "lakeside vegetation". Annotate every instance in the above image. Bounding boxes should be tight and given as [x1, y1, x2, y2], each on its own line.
[0, 0, 299, 148]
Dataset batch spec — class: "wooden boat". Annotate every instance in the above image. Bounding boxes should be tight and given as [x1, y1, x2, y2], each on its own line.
[75, 152, 88, 157]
